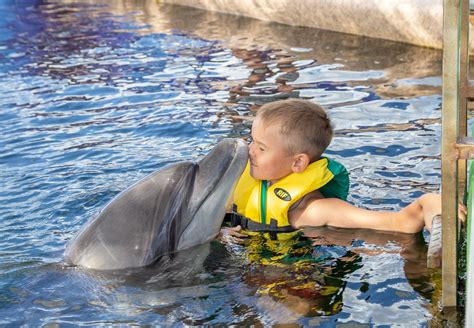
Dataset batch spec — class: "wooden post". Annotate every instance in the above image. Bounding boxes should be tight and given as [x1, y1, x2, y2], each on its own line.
[458, 0, 469, 201]
[441, 0, 460, 308]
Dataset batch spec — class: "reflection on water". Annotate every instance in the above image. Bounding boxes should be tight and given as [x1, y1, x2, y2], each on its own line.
[0, 0, 463, 325]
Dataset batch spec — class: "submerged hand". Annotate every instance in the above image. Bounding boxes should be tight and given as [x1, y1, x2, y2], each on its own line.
[218, 225, 247, 244]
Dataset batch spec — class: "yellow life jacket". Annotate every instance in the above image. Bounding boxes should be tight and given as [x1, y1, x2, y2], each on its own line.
[231, 157, 349, 232]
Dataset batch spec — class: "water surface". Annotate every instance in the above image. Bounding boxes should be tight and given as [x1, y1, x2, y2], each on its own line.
[0, 0, 456, 325]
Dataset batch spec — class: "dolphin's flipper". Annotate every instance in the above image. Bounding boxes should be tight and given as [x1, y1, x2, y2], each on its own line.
[64, 162, 198, 270]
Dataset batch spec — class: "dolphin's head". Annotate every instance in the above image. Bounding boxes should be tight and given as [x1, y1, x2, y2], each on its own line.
[177, 138, 248, 250]
[64, 138, 248, 270]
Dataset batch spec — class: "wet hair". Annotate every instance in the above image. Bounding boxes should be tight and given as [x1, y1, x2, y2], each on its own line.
[256, 99, 333, 160]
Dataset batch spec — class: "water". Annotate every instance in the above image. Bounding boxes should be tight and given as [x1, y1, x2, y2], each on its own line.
[0, 0, 455, 325]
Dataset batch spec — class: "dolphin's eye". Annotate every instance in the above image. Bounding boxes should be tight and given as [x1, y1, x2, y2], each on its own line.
[246, 136, 253, 145]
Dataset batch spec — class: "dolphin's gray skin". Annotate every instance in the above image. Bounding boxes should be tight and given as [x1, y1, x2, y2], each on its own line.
[64, 138, 248, 270]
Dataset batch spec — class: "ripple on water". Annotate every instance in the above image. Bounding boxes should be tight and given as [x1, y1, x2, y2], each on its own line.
[329, 95, 441, 130]
[0, 0, 446, 325]
[285, 63, 385, 85]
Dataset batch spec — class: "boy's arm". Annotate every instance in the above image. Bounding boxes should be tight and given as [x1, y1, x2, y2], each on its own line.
[288, 193, 443, 233]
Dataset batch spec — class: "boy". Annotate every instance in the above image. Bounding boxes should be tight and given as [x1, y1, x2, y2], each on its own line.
[222, 99, 462, 240]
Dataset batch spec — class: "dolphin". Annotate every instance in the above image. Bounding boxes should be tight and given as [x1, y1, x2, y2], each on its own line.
[64, 138, 248, 270]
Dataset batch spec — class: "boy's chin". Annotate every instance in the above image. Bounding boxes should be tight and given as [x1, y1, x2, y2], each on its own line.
[250, 169, 271, 181]
[249, 168, 264, 180]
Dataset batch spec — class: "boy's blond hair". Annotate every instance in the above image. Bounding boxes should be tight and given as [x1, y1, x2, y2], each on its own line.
[257, 99, 333, 161]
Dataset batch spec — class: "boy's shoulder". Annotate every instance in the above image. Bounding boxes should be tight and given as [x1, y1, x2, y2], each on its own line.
[318, 157, 349, 200]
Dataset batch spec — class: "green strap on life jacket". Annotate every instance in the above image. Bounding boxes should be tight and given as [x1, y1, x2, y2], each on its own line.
[260, 180, 268, 224]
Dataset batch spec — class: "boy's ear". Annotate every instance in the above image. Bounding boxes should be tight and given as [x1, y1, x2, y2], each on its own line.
[291, 153, 310, 173]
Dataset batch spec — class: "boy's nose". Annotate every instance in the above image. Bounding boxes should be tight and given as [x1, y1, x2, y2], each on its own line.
[248, 142, 255, 157]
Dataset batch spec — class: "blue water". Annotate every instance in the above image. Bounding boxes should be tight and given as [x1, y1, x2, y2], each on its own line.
[0, 0, 451, 325]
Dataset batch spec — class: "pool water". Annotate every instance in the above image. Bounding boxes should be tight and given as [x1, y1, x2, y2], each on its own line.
[0, 0, 458, 325]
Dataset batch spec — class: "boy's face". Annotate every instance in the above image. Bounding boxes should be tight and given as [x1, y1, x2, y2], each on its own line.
[248, 117, 295, 183]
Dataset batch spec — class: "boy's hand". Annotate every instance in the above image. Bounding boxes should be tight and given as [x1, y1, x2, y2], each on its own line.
[218, 225, 247, 244]
[420, 194, 467, 232]
[458, 204, 467, 227]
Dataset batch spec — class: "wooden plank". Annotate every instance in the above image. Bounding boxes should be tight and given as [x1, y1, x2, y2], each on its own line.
[466, 80, 474, 98]
[456, 137, 474, 159]
[467, 99, 474, 110]
[458, 0, 469, 200]
[441, 0, 460, 308]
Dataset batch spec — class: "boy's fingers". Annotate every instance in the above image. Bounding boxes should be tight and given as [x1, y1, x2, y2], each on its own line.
[458, 204, 467, 227]
[229, 225, 242, 232]
[230, 236, 245, 243]
[229, 231, 247, 238]
[227, 225, 248, 238]
[218, 225, 248, 244]
[222, 233, 245, 244]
